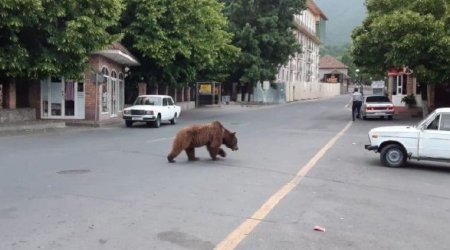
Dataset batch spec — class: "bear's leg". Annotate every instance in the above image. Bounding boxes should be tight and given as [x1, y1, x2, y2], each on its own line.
[167, 135, 193, 163]
[207, 145, 220, 160]
[185, 147, 199, 161]
[218, 148, 227, 158]
[167, 147, 183, 163]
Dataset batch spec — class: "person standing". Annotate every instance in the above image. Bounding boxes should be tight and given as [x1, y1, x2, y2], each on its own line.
[349, 87, 363, 121]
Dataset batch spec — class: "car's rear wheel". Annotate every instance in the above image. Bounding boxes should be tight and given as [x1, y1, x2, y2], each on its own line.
[388, 115, 393, 120]
[125, 120, 133, 128]
[362, 115, 367, 120]
[170, 113, 177, 125]
[153, 115, 161, 128]
[380, 144, 406, 168]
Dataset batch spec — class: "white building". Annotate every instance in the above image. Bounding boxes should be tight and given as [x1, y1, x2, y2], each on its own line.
[275, 0, 336, 102]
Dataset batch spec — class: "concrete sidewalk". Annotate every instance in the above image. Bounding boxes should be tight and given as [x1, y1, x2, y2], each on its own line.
[0, 117, 127, 136]
[0, 120, 67, 136]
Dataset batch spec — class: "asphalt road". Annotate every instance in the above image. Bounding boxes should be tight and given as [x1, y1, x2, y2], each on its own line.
[1, 95, 450, 250]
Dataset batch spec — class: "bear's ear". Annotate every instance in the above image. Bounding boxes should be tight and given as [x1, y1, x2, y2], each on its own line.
[232, 132, 236, 135]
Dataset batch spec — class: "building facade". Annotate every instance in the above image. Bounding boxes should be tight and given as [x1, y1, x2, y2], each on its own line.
[275, 0, 333, 102]
[0, 43, 139, 124]
[319, 55, 350, 94]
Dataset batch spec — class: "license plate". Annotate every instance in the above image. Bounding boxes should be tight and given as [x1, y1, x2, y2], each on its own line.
[132, 117, 143, 121]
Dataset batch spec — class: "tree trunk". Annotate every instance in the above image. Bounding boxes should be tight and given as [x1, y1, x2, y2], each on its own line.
[420, 83, 429, 117]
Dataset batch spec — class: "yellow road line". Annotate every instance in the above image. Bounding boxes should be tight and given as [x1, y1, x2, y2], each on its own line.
[214, 121, 353, 250]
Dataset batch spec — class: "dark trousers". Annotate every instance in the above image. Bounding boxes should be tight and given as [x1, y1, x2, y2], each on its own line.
[352, 101, 362, 121]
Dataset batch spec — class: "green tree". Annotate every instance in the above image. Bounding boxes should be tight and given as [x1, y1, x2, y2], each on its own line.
[0, 0, 123, 80]
[221, 0, 306, 91]
[352, 0, 450, 87]
[121, 0, 239, 87]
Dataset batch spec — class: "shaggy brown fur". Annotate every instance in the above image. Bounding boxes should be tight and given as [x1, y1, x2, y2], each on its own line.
[167, 121, 238, 163]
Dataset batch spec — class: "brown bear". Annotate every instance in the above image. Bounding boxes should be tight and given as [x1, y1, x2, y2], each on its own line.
[167, 121, 238, 163]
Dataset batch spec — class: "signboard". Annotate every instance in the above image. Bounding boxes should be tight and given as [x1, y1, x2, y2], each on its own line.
[371, 80, 385, 88]
[196, 81, 221, 106]
[372, 80, 385, 95]
[326, 74, 338, 83]
[199, 83, 212, 94]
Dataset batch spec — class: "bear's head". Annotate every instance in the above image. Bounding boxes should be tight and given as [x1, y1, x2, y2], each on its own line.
[223, 129, 238, 151]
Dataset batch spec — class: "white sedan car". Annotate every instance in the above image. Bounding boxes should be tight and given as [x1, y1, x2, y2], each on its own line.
[361, 95, 395, 120]
[365, 107, 450, 167]
[122, 95, 181, 128]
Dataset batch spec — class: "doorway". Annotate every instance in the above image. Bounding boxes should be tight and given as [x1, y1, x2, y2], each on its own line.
[41, 77, 85, 119]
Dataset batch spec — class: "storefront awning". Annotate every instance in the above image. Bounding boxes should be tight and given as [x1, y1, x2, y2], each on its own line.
[92, 49, 140, 66]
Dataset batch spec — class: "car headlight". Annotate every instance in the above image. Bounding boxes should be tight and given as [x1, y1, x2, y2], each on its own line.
[123, 110, 131, 115]
[145, 110, 154, 115]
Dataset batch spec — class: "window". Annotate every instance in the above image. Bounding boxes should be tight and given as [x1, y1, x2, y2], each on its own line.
[163, 98, 168, 106]
[167, 98, 174, 106]
[119, 73, 124, 111]
[134, 96, 160, 106]
[366, 96, 390, 103]
[427, 115, 440, 130]
[101, 67, 109, 113]
[394, 75, 407, 95]
[440, 114, 450, 131]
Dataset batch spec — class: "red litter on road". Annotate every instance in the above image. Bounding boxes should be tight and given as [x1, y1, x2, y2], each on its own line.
[314, 226, 326, 232]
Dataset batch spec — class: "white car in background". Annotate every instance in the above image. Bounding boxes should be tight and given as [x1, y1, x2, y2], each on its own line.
[361, 95, 395, 120]
[122, 95, 181, 128]
[365, 108, 450, 167]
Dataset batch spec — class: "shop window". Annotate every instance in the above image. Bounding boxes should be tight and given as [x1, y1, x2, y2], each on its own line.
[101, 66, 110, 113]
[101, 78, 108, 113]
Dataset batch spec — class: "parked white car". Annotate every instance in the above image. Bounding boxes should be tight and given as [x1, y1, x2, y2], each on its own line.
[122, 95, 181, 128]
[365, 107, 450, 167]
[361, 95, 395, 120]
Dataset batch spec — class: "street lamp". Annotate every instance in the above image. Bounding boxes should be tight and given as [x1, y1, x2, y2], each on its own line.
[355, 69, 360, 84]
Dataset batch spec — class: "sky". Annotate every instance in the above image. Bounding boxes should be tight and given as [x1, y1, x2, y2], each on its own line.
[314, 0, 367, 46]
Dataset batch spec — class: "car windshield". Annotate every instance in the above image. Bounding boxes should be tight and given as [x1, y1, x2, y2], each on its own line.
[366, 96, 390, 103]
[134, 96, 161, 106]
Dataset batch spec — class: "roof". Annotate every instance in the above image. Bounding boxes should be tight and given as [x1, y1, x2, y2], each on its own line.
[329, 69, 344, 74]
[92, 43, 140, 66]
[319, 55, 348, 69]
[307, 0, 328, 20]
[138, 95, 172, 98]
[435, 107, 450, 113]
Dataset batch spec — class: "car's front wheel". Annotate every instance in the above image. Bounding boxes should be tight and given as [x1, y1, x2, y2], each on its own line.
[125, 120, 133, 128]
[153, 115, 161, 128]
[380, 144, 406, 168]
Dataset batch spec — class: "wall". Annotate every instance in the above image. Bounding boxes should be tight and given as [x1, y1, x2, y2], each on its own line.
[177, 101, 196, 111]
[253, 81, 340, 104]
[85, 55, 124, 121]
[293, 82, 340, 100]
[0, 108, 36, 123]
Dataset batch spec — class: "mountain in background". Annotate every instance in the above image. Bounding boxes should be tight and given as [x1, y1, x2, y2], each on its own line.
[315, 0, 367, 46]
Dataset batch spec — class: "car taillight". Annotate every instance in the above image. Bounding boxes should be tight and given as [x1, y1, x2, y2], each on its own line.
[366, 107, 373, 111]
[387, 106, 394, 110]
